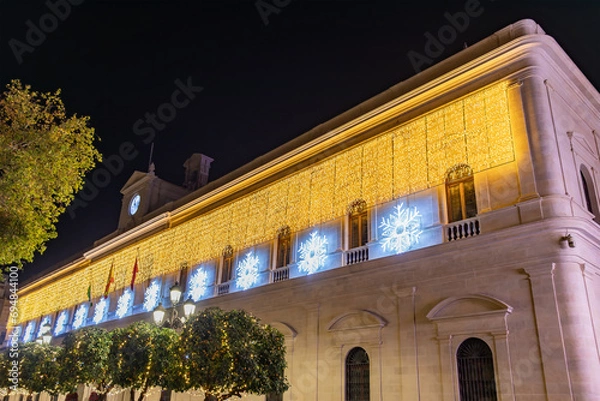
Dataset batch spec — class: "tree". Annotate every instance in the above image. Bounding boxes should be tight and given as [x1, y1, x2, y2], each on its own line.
[59, 327, 114, 400]
[0, 348, 14, 394]
[18, 342, 62, 395]
[109, 321, 186, 401]
[0, 79, 101, 266]
[180, 307, 289, 401]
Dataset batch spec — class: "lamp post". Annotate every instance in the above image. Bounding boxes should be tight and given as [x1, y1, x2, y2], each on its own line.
[153, 282, 196, 329]
[37, 322, 52, 344]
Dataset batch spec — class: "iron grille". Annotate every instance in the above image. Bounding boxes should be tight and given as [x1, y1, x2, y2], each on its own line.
[346, 347, 370, 401]
[457, 338, 498, 401]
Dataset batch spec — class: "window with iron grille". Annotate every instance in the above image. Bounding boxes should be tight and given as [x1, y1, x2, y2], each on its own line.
[276, 226, 291, 268]
[345, 347, 370, 401]
[457, 338, 498, 401]
[446, 164, 477, 223]
[265, 393, 283, 401]
[220, 245, 234, 283]
[159, 390, 171, 401]
[348, 199, 368, 248]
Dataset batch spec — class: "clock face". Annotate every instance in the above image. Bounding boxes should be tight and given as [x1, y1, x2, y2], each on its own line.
[129, 194, 141, 216]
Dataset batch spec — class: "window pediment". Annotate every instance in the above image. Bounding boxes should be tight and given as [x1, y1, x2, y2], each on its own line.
[269, 321, 298, 338]
[328, 309, 387, 331]
[427, 294, 513, 321]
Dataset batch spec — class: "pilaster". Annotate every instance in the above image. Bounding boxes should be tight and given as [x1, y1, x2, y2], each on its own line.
[519, 75, 565, 198]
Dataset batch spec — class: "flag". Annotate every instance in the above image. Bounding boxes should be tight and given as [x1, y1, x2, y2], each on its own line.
[103, 263, 115, 299]
[130, 257, 139, 291]
[87, 283, 92, 306]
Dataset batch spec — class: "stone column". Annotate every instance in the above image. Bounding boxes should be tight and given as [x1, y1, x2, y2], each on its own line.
[394, 287, 421, 400]
[553, 262, 600, 401]
[519, 74, 566, 198]
[507, 81, 538, 202]
[525, 264, 573, 400]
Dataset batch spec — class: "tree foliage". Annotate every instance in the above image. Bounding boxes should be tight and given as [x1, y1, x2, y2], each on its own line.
[59, 327, 113, 398]
[110, 321, 185, 401]
[0, 309, 288, 401]
[0, 349, 14, 391]
[0, 79, 101, 266]
[18, 342, 62, 395]
[181, 307, 289, 401]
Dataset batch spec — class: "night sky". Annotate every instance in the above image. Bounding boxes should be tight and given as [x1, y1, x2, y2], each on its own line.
[1, 0, 599, 282]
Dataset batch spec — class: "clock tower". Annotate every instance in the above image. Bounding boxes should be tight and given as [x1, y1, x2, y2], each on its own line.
[117, 163, 190, 232]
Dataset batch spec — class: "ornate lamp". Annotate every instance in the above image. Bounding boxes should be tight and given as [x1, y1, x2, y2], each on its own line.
[153, 303, 166, 325]
[169, 282, 183, 305]
[183, 296, 196, 318]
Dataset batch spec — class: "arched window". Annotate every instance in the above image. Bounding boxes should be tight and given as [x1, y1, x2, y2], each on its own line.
[346, 347, 370, 401]
[348, 199, 368, 248]
[580, 165, 599, 222]
[276, 226, 291, 268]
[446, 164, 477, 223]
[457, 338, 498, 401]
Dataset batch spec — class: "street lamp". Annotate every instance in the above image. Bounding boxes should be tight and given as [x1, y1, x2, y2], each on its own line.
[183, 296, 196, 317]
[153, 282, 196, 329]
[42, 330, 52, 344]
[152, 303, 167, 325]
[37, 322, 52, 344]
[169, 282, 183, 305]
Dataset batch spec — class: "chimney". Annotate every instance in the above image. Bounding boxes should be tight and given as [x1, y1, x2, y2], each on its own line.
[183, 153, 214, 191]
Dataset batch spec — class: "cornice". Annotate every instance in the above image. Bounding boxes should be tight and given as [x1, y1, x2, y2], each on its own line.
[83, 212, 171, 260]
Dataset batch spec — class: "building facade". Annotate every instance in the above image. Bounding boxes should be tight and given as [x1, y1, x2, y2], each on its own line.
[7, 19, 600, 401]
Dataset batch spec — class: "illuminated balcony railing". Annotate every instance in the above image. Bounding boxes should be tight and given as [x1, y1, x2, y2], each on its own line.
[345, 245, 369, 265]
[217, 282, 230, 295]
[271, 266, 290, 282]
[446, 217, 481, 241]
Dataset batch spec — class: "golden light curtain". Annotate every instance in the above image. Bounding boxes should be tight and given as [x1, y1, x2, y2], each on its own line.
[17, 82, 513, 323]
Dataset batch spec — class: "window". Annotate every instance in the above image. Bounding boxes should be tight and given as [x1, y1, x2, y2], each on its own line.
[220, 245, 234, 283]
[159, 390, 171, 401]
[276, 226, 291, 268]
[345, 347, 370, 401]
[457, 338, 498, 401]
[580, 165, 599, 222]
[179, 262, 189, 294]
[348, 199, 368, 248]
[446, 164, 477, 223]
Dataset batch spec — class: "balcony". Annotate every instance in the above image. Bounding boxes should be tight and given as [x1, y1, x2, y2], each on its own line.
[345, 245, 369, 265]
[216, 282, 230, 295]
[271, 266, 290, 282]
[446, 217, 481, 241]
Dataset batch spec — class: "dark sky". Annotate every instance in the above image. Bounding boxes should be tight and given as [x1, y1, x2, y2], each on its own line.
[1, 0, 599, 282]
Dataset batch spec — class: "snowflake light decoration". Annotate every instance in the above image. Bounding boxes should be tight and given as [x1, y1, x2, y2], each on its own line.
[379, 203, 422, 254]
[93, 297, 108, 325]
[143, 280, 161, 312]
[54, 311, 69, 336]
[37, 316, 51, 338]
[72, 304, 88, 330]
[298, 231, 328, 275]
[22, 321, 36, 343]
[116, 289, 133, 319]
[236, 251, 260, 290]
[188, 268, 209, 301]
